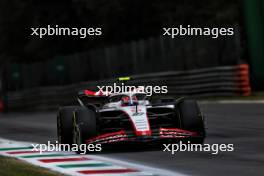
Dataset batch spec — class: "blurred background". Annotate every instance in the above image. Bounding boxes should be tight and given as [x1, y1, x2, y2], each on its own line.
[0, 0, 263, 111]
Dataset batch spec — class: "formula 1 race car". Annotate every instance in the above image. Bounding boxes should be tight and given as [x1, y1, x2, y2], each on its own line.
[57, 81, 206, 150]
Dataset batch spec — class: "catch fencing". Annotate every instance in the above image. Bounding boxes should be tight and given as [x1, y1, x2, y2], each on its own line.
[5, 33, 241, 91]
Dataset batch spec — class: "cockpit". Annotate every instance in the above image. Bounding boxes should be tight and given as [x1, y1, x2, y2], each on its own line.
[108, 93, 148, 106]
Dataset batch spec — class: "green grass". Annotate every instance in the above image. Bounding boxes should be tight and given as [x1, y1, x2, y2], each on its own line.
[0, 156, 65, 176]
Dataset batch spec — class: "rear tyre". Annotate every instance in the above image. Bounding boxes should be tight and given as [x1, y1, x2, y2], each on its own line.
[57, 106, 79, 145]
[178, 99, 205, 143]
[151, 97, 176, 105]
[73, 108, 97, 154]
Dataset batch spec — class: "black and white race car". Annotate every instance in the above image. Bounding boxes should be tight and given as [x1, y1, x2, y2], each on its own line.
[57, 83, 206, 150]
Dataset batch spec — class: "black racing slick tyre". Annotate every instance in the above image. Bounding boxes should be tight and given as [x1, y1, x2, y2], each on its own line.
[57, 106, 79, 145]
[178, 100, 205, 143]
[73, 108, 97, 154]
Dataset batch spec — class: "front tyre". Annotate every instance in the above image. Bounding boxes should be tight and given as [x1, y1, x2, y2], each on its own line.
[73, 108, 97, 154]
[178, 99, 206, 143]
[57, 106, 79, 145]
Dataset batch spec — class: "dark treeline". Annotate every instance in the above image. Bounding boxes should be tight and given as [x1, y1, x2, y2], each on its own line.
[0, 0, 242, 63]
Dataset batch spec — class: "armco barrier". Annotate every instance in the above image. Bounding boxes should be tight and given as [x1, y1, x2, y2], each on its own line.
[6, 64, 251, 111]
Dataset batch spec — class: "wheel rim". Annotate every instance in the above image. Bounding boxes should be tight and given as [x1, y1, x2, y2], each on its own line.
[73, 125, 81, 146]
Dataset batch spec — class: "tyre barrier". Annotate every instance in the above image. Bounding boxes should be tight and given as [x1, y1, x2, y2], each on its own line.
[6, 64, 251, 111]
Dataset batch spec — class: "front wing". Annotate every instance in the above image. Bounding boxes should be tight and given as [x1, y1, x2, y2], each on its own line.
[85, 128, 203, 144]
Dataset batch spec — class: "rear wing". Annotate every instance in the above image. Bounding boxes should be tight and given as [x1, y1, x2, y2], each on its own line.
[77, 89, 108, 107]
[77, 77, 132, 106]
[78, 90, 104, 97]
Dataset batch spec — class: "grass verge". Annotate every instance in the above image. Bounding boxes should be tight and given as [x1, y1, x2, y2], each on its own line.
[0, 156, 65, 176]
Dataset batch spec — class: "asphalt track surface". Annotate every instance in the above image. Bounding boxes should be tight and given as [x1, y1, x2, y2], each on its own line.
[0, 102, 263, 176]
